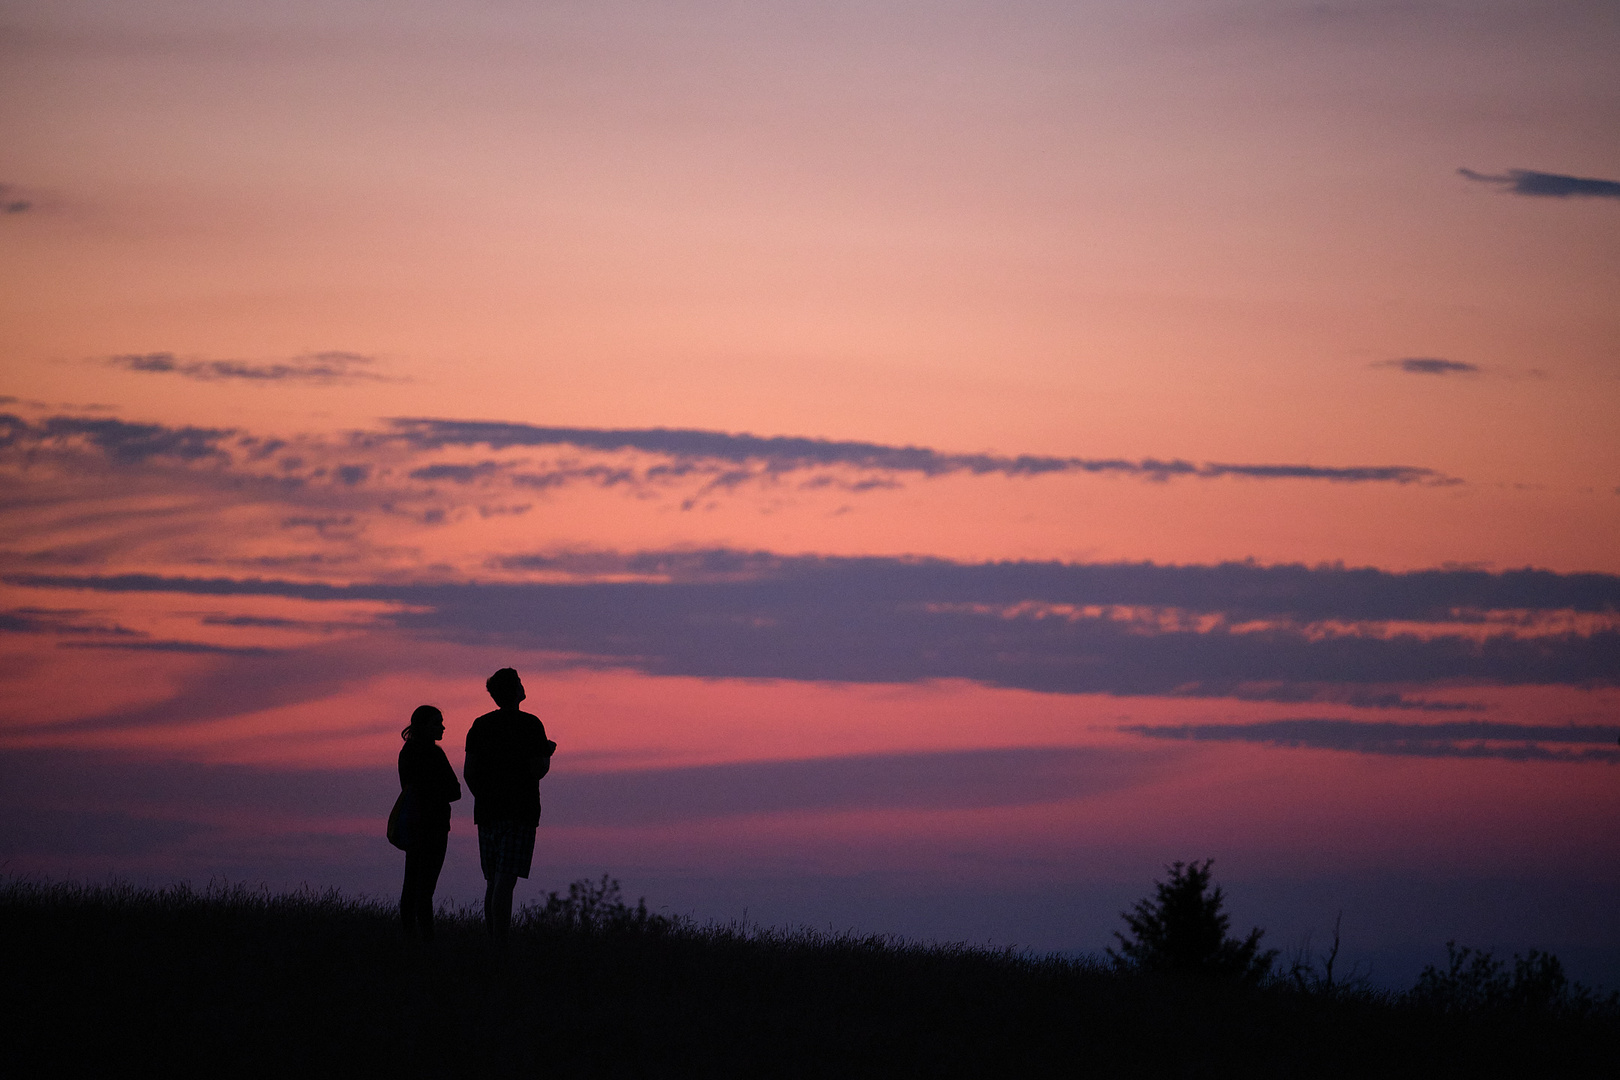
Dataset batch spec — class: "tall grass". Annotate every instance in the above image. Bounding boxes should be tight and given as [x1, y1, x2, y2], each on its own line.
[3, 875, 1612, 1078]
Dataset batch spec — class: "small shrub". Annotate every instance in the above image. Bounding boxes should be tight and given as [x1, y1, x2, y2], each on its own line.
[520, 873, 674, 935]
[1109, 859, 1277, 982]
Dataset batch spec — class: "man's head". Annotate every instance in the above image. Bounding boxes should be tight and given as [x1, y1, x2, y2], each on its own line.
[486, 667, 525, 709]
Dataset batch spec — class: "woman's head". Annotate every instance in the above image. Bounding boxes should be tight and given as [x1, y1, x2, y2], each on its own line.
[402, 704, 445, 742]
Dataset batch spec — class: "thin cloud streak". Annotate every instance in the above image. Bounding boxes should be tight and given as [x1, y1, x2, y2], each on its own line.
[1125, 719, 1620, 764]
[1375, 358, 1481, 376]
[387, 418, 1454, 486]
[1459, 168, 1620, 200]
[104, 351, 391, 384]
[55, 639, 276, 656]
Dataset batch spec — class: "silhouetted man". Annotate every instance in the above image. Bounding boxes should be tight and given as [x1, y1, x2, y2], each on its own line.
[464, 667, 554, 942]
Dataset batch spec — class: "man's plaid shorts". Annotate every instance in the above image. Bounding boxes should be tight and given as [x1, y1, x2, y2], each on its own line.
[477, 820, 536, 879]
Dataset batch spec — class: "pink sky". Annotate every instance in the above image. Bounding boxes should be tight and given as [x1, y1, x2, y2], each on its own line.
[2, 0, 1617, 984]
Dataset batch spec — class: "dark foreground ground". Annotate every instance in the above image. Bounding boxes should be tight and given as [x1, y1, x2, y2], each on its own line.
[3, 878, 1614, 1078]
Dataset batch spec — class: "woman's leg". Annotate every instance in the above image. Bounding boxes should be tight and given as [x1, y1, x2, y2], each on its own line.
[402, 848, 423, 938]
[402, 832, 448, 940]
[415, 832, 448, 941]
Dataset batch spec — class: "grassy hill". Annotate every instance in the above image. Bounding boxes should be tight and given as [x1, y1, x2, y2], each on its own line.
[3, 877, 1613, 1078]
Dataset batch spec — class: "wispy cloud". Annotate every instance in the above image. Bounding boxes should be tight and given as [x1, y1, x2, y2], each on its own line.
[388, 418, 1453, 486]
[9, 640, 398, 735]
[1124, 719, 1620, 764]
[0, 413, 233, 464]
[0, 183, 32, 214]
[0, 407, 1486, 587]
[1459, 168, 1620, 200]
[0, 744, 1166, 841]
[1374, 358, 1480, 376]
[0, 607, 140, 639]
[0, 749, 390, 835]
[104, 351, 391, 384]
[545, 746, 1166, 824]
[407, 461, 506, 483]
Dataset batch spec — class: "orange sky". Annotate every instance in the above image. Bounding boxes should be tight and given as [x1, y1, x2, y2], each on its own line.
[4, 4, 1617, 570]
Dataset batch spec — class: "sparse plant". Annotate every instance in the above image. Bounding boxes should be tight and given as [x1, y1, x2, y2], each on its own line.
[1109, 859, 1278, 982]
[1409, 941, 1619, 1018]
[1282, 912, 1368, 996]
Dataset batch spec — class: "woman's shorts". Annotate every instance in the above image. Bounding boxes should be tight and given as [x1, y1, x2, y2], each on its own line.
[477, 821, 536, 880]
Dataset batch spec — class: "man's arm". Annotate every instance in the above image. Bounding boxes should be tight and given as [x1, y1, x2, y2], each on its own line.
[527, 739, 557, 780]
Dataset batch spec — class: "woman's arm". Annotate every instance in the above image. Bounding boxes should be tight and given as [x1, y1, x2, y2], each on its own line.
[437, 747, 463, 802]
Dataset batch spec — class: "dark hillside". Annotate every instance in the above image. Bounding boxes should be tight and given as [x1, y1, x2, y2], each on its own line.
[2, 879, 1611, 1078]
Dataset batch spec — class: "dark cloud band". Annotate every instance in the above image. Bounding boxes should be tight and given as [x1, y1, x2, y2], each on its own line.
[11, 553, 1618, 703]
[18, 553, 1620, 618]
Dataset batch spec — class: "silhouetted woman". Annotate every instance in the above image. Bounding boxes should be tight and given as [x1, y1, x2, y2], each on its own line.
[398, 705, 461, 941]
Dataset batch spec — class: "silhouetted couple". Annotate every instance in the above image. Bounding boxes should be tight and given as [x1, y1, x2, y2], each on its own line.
[396, 667, 555, 942]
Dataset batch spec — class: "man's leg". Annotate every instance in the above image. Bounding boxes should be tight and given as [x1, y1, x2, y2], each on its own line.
[488, 872, 518, 941]
[479, 823, 497, 936]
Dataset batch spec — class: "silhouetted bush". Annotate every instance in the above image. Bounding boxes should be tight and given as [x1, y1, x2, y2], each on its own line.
[1109, 859, 1278, 982]
[520, 873, 675, 935]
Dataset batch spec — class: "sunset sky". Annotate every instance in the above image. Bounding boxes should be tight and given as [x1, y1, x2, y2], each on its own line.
[3, 0, 1617, 986]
